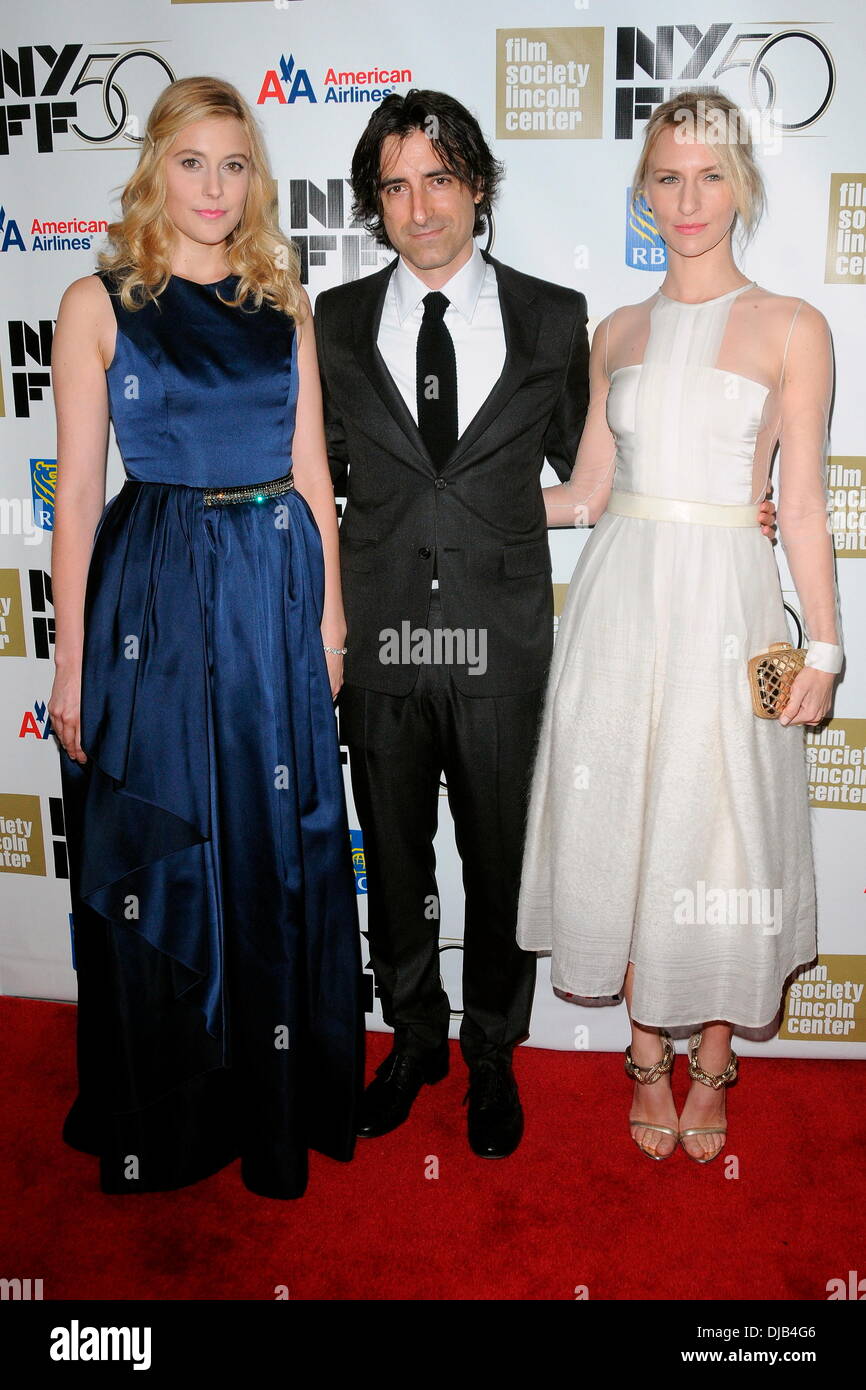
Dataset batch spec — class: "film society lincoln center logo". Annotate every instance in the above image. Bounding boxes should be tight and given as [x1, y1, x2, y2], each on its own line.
[0, 794, 46, 875]
[496, 28, 604, 139]
[807, 720, 866, 811]
[825, 175, 866, 285]
[828, 456, 866, 557]
[781, 957, 866, 1042]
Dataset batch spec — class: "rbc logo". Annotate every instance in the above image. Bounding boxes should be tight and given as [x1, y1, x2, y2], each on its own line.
[350, 827, 366, 893]
[30, 458, 56, 530]
[625, 187, 666, 271]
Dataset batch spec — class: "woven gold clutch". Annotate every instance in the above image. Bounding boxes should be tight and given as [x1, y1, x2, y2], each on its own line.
[748, 642, 806, 719]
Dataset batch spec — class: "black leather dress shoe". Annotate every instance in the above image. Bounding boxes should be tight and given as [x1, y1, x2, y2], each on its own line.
[465, 1060, 524, 1158]
[357, 1044, 449, 1138]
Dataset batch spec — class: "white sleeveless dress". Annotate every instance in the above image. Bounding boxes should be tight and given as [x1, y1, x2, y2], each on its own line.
[515, 283, 820, 1030]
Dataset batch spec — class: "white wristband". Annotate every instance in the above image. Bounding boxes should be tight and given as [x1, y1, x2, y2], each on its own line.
[804, 641, 843, 674]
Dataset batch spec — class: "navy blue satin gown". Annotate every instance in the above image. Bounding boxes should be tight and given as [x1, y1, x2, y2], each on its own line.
[60, 271, 365, 1200]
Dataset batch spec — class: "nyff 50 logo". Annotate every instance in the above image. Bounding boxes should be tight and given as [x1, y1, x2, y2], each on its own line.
[0, 43, 174, 153]
[614, 23, 835, 139]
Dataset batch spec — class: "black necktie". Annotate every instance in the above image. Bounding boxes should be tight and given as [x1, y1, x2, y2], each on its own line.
[416, 291, 458, 468]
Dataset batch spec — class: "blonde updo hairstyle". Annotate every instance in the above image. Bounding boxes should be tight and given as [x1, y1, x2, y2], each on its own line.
[98, 75, 304, 319]
[630, 90, 767, 246]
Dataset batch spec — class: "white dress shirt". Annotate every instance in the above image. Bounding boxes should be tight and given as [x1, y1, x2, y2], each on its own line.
[376, 241, 506, 439]
[376, 242, 506, 589]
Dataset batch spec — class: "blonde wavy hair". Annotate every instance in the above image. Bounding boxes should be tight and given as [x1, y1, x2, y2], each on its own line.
[631, 90, 766, 246]
[98, 75, 304, 319]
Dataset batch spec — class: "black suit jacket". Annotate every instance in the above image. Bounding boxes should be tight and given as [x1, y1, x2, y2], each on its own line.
[314, 249, 589, 698]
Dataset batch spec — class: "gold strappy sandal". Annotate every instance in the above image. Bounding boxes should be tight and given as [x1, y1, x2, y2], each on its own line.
[624, 1030, 678, 1160]
[679, 1031, 739, 1164]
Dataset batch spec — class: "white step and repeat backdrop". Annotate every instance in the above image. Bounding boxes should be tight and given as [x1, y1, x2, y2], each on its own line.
[1, 0, 863, 1057]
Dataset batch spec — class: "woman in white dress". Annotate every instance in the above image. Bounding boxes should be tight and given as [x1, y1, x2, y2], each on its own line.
[516, 91, 843, 1162]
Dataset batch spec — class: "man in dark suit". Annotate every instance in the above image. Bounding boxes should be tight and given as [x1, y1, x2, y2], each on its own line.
[314, 90, 589, 1158]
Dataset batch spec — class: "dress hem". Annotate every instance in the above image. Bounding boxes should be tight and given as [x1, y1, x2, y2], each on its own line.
[546, 951, 818, 1033]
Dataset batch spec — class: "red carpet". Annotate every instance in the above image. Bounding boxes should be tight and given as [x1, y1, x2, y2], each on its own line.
[1, 997, 862, 1301]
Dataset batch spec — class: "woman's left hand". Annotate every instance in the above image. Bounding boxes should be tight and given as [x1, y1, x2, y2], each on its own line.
[323, 647, 345, 701]
[779, 668, 836, 725]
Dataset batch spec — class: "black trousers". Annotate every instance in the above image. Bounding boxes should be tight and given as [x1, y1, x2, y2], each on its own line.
[340, 591, 542, 1068]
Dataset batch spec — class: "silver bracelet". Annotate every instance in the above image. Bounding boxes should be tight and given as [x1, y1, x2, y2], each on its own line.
[323, 643, 347, 655]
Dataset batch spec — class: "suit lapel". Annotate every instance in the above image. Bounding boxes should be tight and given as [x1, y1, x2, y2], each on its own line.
[445, 252, 541, 467]
[351, 249, 541, 473]
[352, 258, 433, 472]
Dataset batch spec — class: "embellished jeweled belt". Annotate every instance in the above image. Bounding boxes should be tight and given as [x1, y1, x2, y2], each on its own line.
[606, 490, 760, 527]
[202, 471, 295, 507]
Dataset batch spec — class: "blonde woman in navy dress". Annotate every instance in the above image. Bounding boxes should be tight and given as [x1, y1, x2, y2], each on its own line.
[49, 77, 364, 1199]
[517, 92, 843, 1163]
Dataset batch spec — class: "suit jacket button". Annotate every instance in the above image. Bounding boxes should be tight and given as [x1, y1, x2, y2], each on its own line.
[418, 546, 431, 558]
[434, 476, 447, 489]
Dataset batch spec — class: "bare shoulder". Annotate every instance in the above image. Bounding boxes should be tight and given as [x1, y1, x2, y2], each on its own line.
[294, 286, 314, 346]
[746, 285, 830, 334]
[54, 274, 116, 372]
[605, 295, 655, 327]
[58, 273, 111, 316]
[596, 297, 649, 359]
[294, 284, 312, 332]
[589, 306, 621, 350]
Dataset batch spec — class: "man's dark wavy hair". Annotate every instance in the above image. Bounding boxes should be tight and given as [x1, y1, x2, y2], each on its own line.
[350, 89, 505, 249]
